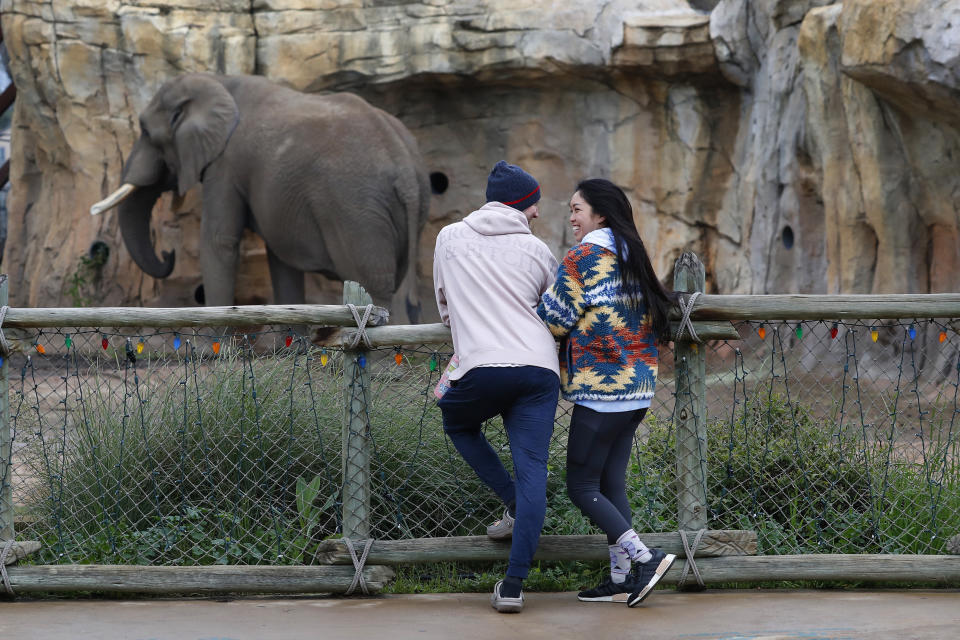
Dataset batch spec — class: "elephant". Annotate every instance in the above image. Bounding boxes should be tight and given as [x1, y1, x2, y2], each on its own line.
[91, 73, 430, 322]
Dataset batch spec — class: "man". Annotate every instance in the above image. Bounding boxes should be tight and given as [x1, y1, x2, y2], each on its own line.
[433, 161, 560, 613]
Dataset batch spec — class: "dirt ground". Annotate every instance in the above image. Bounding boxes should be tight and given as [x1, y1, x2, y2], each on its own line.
[1, 589, 958, 640]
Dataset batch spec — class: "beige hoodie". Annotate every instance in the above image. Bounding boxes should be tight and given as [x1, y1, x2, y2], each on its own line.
[433, 202, 560, 381]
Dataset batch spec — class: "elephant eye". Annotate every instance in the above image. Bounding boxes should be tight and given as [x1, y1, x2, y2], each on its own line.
[170, 106, 184, 127]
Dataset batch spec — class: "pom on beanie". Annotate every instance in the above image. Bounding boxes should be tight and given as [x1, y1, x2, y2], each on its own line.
[485, 160, 541, 212]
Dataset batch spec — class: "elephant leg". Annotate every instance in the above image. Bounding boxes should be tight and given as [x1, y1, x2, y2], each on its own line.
[391, 265, 420, 324]
[266, 246, 305, 305]
[200, 179, 247, 307]
[266, 246, 318, 341]
[320, 215, 398, 318]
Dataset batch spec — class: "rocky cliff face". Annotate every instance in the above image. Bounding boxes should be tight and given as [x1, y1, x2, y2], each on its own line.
[0, 0, 957, 315]
[803, 0, 960, 295]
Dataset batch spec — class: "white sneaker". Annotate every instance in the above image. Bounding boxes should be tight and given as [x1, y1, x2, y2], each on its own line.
[490, 580, 524, 613]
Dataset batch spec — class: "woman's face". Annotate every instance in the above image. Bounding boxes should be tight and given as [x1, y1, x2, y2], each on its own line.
[569, 191, 606, 243]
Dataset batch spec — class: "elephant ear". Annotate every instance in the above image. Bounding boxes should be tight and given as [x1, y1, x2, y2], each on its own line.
[173, 77, 239, 196]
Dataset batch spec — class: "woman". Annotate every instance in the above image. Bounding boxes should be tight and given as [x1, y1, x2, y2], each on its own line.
[538, 178, 677, 607]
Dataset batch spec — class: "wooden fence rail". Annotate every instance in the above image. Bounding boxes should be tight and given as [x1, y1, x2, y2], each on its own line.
[687, 293, 960, 321]
[0, 276, 10, 542]
[0, 304, 389, 329]
[315, 531, 757, 565]
[2, 564, 394, 594]
[3, 295, 958, 330]
[4, 555, 959, 595]
[322, 318, 740, 347]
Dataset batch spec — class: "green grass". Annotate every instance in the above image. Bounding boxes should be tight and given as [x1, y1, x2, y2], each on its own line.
[384, 560, 608, 594]
[17, 349, 345, 564]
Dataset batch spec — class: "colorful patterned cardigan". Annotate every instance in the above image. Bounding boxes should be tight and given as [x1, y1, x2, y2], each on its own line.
[537, 242, 658, 402]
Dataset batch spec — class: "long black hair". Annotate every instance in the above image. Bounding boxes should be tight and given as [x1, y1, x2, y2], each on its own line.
[575, 178, 676, 340]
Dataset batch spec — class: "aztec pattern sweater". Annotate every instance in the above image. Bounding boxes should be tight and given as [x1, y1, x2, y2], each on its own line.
[537, 239, 658, 402]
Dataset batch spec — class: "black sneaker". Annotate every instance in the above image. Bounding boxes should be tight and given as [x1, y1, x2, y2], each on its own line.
[577, 576, 634, 603]
[627, 548, 677, 607]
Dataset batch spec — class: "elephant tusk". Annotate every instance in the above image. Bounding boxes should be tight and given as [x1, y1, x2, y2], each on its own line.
[90, 183, 137, 216]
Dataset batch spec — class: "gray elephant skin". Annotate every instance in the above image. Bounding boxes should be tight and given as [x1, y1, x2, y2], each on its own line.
[102, 73, 429, 321]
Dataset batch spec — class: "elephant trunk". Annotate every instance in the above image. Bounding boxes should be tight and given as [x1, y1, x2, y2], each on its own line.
[117, 182, 176, 278]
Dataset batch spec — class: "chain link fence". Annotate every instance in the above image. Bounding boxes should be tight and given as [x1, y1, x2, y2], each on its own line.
[4, 327, 344, 565]
[702, 319, 959, 555]
[2, 315, 958, 567]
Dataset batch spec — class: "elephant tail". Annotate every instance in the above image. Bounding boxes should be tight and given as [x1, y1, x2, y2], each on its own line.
[394, 159, 430, 325]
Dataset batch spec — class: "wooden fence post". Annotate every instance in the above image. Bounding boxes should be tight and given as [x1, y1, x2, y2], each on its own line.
[0, 274, 12, 541]
[673, 252, 708, 532]
[341, 281, 372, 539]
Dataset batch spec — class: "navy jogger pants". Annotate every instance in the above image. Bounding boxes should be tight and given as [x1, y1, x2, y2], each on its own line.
[438, 366, 559, 579]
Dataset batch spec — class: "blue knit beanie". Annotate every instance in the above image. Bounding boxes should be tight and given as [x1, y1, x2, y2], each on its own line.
[485, 161, 541, 212]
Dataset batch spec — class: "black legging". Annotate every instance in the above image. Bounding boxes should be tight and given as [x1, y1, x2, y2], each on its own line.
[566, 405, 648, 545]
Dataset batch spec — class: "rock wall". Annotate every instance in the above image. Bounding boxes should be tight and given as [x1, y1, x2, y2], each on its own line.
[803, 0, 960, 295]
[0, 0, 957, 317]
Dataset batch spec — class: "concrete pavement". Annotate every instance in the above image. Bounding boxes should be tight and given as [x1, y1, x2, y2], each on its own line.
[1, 589, 958, 640]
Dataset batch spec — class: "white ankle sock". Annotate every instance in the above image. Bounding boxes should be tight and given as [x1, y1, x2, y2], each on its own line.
[616, 529, 652, 564]
[609, 545, 631, 583]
